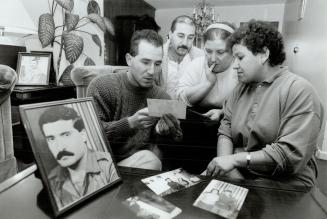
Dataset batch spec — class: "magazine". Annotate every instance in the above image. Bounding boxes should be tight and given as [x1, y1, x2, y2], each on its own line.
[141, 168, 202, 196]
[193, 179, 248, 219]
[123, 190, 182, 219]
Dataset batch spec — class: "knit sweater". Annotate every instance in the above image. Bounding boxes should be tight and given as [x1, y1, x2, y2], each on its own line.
[87, 70, 170, 161]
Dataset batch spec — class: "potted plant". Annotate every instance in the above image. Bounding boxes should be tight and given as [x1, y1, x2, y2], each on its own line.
[38, 0, 114, 85]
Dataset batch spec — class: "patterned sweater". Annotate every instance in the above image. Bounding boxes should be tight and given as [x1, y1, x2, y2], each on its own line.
[87, 70, 170, 161]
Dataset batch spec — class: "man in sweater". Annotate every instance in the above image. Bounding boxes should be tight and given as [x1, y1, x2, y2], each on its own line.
[157, 15, 204, 99]
[87, 29, 182, 171]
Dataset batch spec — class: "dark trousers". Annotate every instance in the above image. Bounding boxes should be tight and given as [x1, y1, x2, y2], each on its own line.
[158, 107, 220, 173]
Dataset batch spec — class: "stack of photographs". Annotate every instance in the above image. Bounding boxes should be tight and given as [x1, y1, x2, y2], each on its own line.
[141, 168, 201, 196]
[193, 179, 248, 219]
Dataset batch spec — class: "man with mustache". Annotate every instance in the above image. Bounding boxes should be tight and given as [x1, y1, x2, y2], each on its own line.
[87, 29, 182, 171]
[39, 105, 119, 209]
[158, 15, 204, 99]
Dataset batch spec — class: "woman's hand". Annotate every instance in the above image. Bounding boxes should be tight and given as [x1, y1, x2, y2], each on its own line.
[204, 61, 217, 84]
[203, 109, 223, 121]
[206, 155, 237, 177]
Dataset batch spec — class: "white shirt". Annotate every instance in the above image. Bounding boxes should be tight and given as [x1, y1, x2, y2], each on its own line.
[167, 54, 193, 99]
[177, 56, 238, 108]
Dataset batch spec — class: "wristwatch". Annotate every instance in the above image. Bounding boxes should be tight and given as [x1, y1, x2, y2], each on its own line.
[246, 152, 251, 169]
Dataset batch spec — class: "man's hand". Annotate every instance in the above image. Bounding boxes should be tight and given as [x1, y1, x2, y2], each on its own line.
[156, 114, 183, 141]
[203, 109, 223, 121]
[128, 107, 156, 129]
[206, 155, 237, 177]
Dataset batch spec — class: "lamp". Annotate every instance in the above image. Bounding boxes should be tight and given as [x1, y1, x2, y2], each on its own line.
[192, 0, 217, 48]
[0, 0, 37, 69]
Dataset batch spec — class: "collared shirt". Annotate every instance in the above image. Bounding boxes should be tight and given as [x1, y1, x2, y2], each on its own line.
[219, 67, 324, 187]
[48, 150, 119, 209]
[167, 54, 193, 99]
[176, 56, 238, 108]
[159, 40, 204, 99]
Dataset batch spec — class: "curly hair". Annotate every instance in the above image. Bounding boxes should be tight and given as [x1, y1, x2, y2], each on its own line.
[227, 20, 285, 67]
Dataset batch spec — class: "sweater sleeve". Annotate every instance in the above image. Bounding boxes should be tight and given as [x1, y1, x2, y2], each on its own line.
[262, 79, 323, 175]
[87, 75, 133, 138]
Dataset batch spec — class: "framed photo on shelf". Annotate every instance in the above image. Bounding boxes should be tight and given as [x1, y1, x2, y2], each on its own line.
[19, 97, 122, 217]
[16, 52, 51, 86]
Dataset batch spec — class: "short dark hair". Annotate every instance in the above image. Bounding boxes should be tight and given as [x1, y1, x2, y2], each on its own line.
[129, 29, 163, 56]
[39, 105, 85, 136]
[170, 15, 195, 32]
[227, 19, 285, 67]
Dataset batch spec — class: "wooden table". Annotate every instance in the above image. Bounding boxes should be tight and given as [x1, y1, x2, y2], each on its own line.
[1, 165, 326, 219]
[11, 85, 76, 105]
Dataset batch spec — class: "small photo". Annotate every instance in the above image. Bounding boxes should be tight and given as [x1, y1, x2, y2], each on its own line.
[142, 168, 201, 196]
[193, 180, 248, 219]
[19, 98, 121, 216]
[16, 52, 51, 85]
[123, 190, 182, 219]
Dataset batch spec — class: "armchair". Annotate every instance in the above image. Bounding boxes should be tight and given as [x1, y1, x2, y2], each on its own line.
[0, 64, 17, 183]
[70, 65, 130, 98]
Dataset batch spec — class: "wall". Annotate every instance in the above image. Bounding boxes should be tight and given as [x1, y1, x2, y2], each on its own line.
[283, 0, 327, 159]
[21, 0, 105, 80]
[155, 4, 285, 39]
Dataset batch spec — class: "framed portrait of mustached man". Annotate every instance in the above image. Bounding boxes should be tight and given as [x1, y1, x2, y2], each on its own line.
[19, 97, 122, 217]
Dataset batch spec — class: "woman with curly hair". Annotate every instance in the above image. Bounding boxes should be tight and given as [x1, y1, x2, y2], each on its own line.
[206, 20, 324, 187]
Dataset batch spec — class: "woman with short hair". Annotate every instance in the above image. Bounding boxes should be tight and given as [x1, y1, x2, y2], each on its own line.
[206, 20, 324, 187]
[176, 22, 238, 121]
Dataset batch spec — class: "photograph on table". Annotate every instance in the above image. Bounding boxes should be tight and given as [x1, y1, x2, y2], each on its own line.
[16, 52, 51, 85]
[193, 179, 248, 219]
[123, 190, 182, 219]
[141, 168, 201, 196]
[19, 97, 122, 216]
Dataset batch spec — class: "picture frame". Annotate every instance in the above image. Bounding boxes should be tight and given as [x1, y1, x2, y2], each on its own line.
[19, 97, 122, 217]
[16, 52, 51, 86]
[30, 50, 57, 85]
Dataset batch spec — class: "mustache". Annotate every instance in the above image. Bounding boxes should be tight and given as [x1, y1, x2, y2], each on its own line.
[56, 150, 74, 160]
[177, 45, 188, 50]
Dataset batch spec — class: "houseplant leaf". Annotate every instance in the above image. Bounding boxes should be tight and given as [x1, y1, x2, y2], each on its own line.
[63, 32, 84, 64]
[103, 17, 115, 36]
[86, 13, 106, 31]
[38, 13, 55, 48]
[84, 57, 95, 66]
[59, 64, 75, 85]
[87, 0, 101, 15]
[91, 34, 102, 56]
[55, 0, 74, 12]
[65, 12, 79, 31]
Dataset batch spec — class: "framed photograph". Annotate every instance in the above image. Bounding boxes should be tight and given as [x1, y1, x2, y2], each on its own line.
[19, 97, 122, 217]
[16, 52, 51, 85]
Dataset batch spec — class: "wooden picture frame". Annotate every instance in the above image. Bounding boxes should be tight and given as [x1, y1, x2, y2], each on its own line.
[16, 52, 51, 86]
[19, 98, 122, 217]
